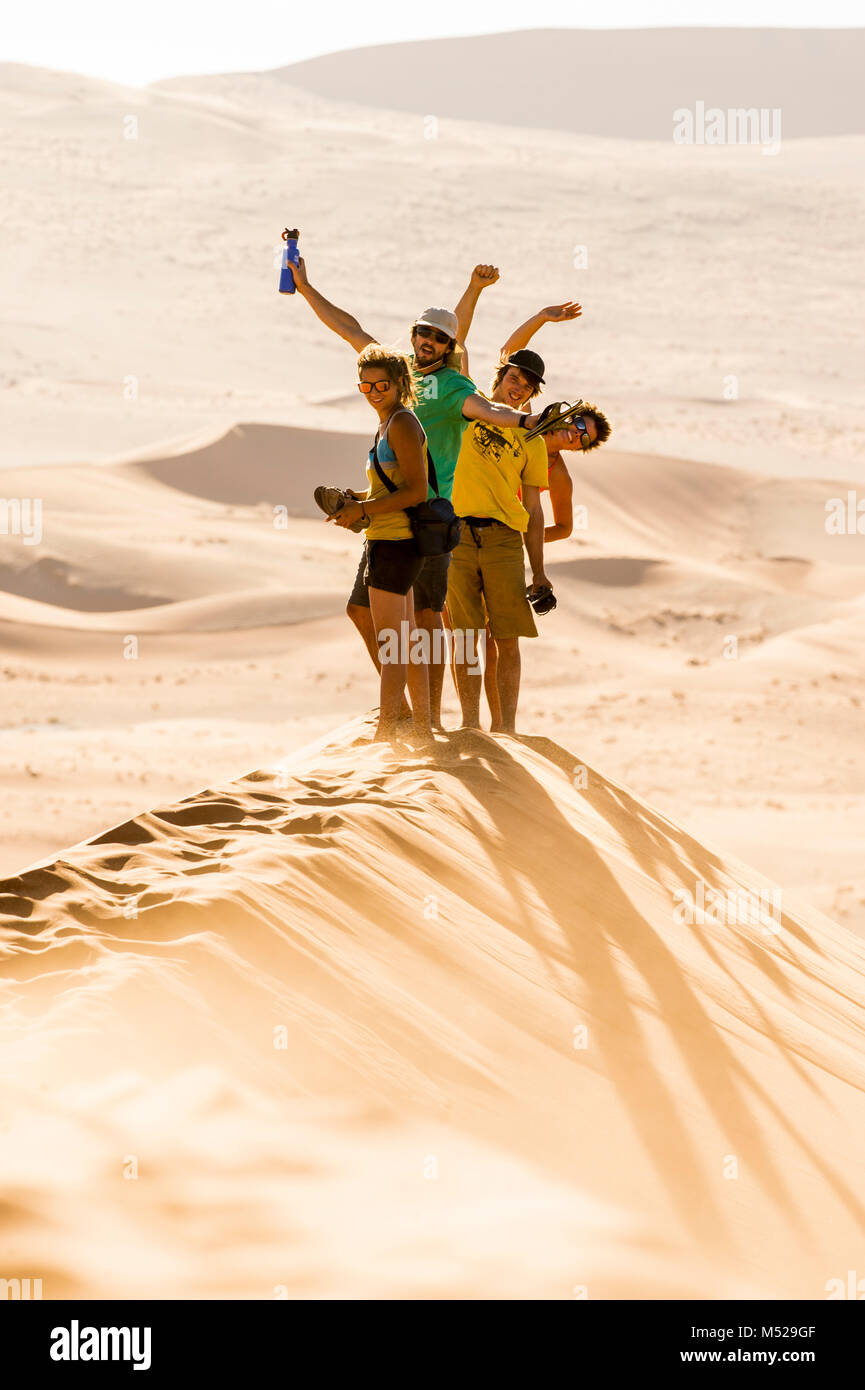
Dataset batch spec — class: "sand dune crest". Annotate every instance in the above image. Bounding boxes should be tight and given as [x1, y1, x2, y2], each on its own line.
[2, 717, 863, 1297]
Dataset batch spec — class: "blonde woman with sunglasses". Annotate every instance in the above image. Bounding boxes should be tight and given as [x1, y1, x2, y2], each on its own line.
[328, 344, 432, 745]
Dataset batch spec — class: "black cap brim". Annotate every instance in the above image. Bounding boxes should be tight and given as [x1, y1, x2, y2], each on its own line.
[504, 355, 545, 385]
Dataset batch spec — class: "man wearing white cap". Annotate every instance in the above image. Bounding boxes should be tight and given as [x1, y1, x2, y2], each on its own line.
[287, 256, 547, 726]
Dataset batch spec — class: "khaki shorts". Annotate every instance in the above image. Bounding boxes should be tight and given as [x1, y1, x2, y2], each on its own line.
[446, 521, 537, 639]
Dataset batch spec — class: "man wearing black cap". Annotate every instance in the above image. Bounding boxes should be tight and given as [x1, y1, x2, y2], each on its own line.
[447, 348, 568, 733]
[448, 280, 611, 729]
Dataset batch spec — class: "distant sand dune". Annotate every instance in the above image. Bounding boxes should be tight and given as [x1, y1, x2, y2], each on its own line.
[2, 433, 862, 653]
[157, 29, 865, 140]
[0, 423, 374, 632]
[125, 421, 367, 509]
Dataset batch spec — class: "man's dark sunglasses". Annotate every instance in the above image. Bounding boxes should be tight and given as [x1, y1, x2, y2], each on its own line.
[414, 325, 452, 346]
[573, 416, 592, 449]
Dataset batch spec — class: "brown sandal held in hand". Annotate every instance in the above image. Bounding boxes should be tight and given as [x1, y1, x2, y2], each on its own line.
[313, 485, 369, 533]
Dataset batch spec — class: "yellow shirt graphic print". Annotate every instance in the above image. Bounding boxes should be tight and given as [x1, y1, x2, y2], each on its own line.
[451, 418, 548, 532]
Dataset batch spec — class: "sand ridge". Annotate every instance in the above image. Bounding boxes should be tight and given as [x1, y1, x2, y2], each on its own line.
[2, 425, 864, 930]
[2, 717, 864, 1297]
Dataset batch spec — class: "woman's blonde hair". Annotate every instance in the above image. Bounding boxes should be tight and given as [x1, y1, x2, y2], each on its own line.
[357, 343, 417, 407]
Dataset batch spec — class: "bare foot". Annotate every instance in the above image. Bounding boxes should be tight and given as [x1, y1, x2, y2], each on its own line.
[373, 723, 399, 743]
[407, 726, 436, 752]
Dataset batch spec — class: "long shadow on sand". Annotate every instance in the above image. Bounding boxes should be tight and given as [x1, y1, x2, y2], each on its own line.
[433, 730, 865, 1256]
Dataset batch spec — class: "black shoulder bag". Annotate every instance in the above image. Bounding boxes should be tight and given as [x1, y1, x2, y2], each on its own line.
[371, 423, 462, 557]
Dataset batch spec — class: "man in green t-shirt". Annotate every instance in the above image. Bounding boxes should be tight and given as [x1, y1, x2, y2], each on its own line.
[287, 255, 548, 727]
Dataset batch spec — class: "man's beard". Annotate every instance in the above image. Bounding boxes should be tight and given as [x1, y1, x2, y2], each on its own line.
[413, 342, 449, 374]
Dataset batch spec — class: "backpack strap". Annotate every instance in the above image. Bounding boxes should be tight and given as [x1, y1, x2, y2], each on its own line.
[425, 448, 441, 498]
[372, 409, 442, 497]
[371, 433, 398, 492]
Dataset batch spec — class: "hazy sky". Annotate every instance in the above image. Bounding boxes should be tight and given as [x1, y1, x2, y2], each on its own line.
[4, 0, 863, 86]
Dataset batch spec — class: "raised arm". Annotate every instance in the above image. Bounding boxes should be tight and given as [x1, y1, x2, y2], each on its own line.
[290, 256, 376, 353]
[501, 301, 582, 356]
[453, 264, 500, 345]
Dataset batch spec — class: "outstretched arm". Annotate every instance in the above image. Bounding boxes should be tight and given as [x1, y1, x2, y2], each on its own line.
[462, 392, 543, 432]
[501, 301, 582, 356]
[290, 256, 376, 353]
[453, 264, 500, 346]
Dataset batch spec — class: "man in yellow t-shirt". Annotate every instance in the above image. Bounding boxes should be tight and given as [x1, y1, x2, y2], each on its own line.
[447, 349, 555, 734]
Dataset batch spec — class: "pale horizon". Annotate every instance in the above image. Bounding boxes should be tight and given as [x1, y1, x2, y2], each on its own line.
[3, 8, 865, 86]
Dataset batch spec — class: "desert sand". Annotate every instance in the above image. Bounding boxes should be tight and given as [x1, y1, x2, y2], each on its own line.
[3, 717, 865, 1298]
[1, 36, 864, 1297]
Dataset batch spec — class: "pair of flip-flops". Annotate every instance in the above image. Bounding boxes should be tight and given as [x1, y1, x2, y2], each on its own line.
[524, 400, 585, 441]
[313, 485, 369, 533]
[527, 583, 557, 615]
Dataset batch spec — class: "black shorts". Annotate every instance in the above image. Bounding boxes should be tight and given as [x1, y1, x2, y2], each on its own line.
[348, 539, 424, 605]
[412, 552, 451, 613]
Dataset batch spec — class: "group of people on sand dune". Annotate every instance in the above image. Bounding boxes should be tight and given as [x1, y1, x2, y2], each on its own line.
[288, 257, 611, 745]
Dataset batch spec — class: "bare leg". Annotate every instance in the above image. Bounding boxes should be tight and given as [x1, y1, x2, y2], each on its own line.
[402, 590, 432, 742]
[348, 601, 411, 720]
[414, 607, 446, 730]
[347, 602, 380, 669]
[442, 603, 456, 729]
[494, 636, 521, 734]
[484, 626, 504, 731]
[367, 589, 432, 742]
[452, 627, 484, 730]
[367, 589, 411, 739]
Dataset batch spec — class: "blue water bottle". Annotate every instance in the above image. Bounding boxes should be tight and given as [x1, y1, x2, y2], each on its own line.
[279, 227, 299, 294]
